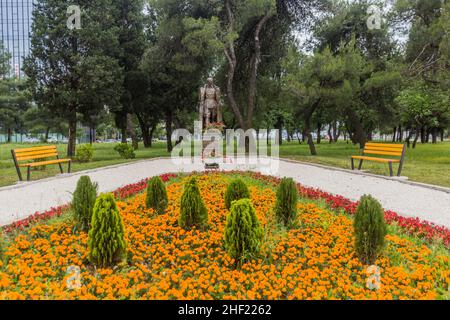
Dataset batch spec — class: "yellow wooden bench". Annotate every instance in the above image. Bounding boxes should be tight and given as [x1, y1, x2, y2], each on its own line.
[11, 145, 72, 181]
[351, 143, 406, 177]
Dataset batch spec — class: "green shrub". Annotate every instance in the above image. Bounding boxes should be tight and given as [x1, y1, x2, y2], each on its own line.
[275, 177, 298, 227]
[354, 195, 387, 265]
[146, 176, 168, 214]
[224, 199, 263, 267]
[224, 178, 251, 210]
[179, 177, 208, 229]
[75, 144, 94, 163]
[88, 193, 127, 267]
[114, 143, 136, 159]
[72, 176, 98, 232]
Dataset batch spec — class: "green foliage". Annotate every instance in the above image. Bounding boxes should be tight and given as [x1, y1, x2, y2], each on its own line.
[354, 195, 387, 265]
[72, 176, 98, 232]
[224, 199, 263, 267]
[75, 144, 94, 163]
[88, 193, 127, 267]
[114, 143, 136, 159]
[224, 178, 251, 210]
[146, 176, 168, 214]
[275, 177, 298, 227]
[179, 177, 208, 229]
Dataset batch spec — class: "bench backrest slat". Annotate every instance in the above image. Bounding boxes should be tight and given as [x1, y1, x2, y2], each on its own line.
[363, 143, 405, 158]
[16, 152, 59, 161]
[12, 146, 59, 162]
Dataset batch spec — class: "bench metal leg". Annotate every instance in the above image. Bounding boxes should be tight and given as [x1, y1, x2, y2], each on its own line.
[68, 161, 72, 173]
[397, 162, 404, 177]
[11, 150, 23, 181]
[351, 158, 355, 170]
[388, 162, 394, 177]
[27, 167, 31, 181]
[358, 160, 364, 170]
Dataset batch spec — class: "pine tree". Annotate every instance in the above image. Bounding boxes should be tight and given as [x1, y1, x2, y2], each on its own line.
[146, 176, 168, 214]
[72, 176, 98, 232]
[24, 0, 122, 157]
[224, 178, 251, 210]
[224, 199, 263, 268]
[275, 177, 298, 227]
[354, 195, 387, 265]
[179, 177, 208, 229]
[88, 193, 127, 267]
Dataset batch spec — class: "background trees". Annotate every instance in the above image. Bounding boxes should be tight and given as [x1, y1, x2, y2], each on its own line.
[0, 0, 446, 157]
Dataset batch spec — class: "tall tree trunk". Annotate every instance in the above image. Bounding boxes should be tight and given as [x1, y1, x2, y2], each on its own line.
[165, 111, 173, 153]
[347, 109, 366, 149]
[431, 128, 438, 144]
[136, 114, 151, 148]
[392, 127, 397, 142]
[224, 0, 245, 130]
[413, 128, 420, 149]
[317, 122, 322, 144]
[7, 128, 12, 143]
[405, 129, 414, 148]
[333, 122, 341, 142]
[67, 110, 77, 157]
[420, 127, 426, 144]
[149, 126, 156, 148]
[126, 113, 138, 150]
[45, 127, 50, 143]
[328, 124, 333, 144]
[304, 101, 320, 156]
[246, 12, 271, 129]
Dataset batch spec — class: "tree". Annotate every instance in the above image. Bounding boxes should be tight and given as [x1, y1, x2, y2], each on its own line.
[141, 1, 222, 152]
[220, 0, 329, 132]
[110, 0, 147, 148]
[0, 78, 30, 143]
[24, 0, 122, 157]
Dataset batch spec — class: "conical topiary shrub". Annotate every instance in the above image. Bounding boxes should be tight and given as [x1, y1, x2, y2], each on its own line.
[275, 177, 298, 227]
[88, 193, 127, 267]
[72, 176, 98, 232]
[354, 195, 387, 265]
[224, 199, 263, 267]
[179, 177, 208, 229]
[146, 176, 168, 214]
[224, 178, 251, 210]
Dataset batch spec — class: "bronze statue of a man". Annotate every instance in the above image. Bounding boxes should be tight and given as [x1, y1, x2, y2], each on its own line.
[199, 77, 222, 128]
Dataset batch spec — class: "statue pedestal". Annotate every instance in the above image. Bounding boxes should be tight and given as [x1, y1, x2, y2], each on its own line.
[202, 125, 225, 171]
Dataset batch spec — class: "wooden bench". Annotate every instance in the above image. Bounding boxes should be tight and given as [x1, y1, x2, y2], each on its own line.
[351, 143, 406, 177]
[11, 146, 72, 181]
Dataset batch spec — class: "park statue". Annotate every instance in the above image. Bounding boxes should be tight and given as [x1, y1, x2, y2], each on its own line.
[199, 77, 223, 128]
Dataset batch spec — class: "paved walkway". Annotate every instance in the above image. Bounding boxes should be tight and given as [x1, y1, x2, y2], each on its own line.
[0, 157, 449, 228]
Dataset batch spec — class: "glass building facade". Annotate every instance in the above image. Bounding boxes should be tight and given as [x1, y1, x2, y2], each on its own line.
[0, 0, 34, 78]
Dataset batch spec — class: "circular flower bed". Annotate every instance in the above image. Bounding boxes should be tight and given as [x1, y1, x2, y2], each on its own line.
[0, 173, 448, 300]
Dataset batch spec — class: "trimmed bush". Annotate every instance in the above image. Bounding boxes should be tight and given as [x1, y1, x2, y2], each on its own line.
[224, 178, 251, 210]
[114, 143, 136, 159]
[354, 195, 387, 265]
[72, 176, 98, 232]
[224, 199, 263, 267]
[75, 144, 94, 163]
[275, 177, 298, 227]
[146, 176, 168, 214]
[179, 177, 208, 229]
[88, 193, 127, 267]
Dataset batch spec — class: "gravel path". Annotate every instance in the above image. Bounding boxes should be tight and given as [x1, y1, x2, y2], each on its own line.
[0, 157, 449, 228]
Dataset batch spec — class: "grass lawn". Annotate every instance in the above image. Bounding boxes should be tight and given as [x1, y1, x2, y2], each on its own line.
[0, 142, 169, 188]
[0, 140, 449, 188]
[279, 141, 450, 188]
